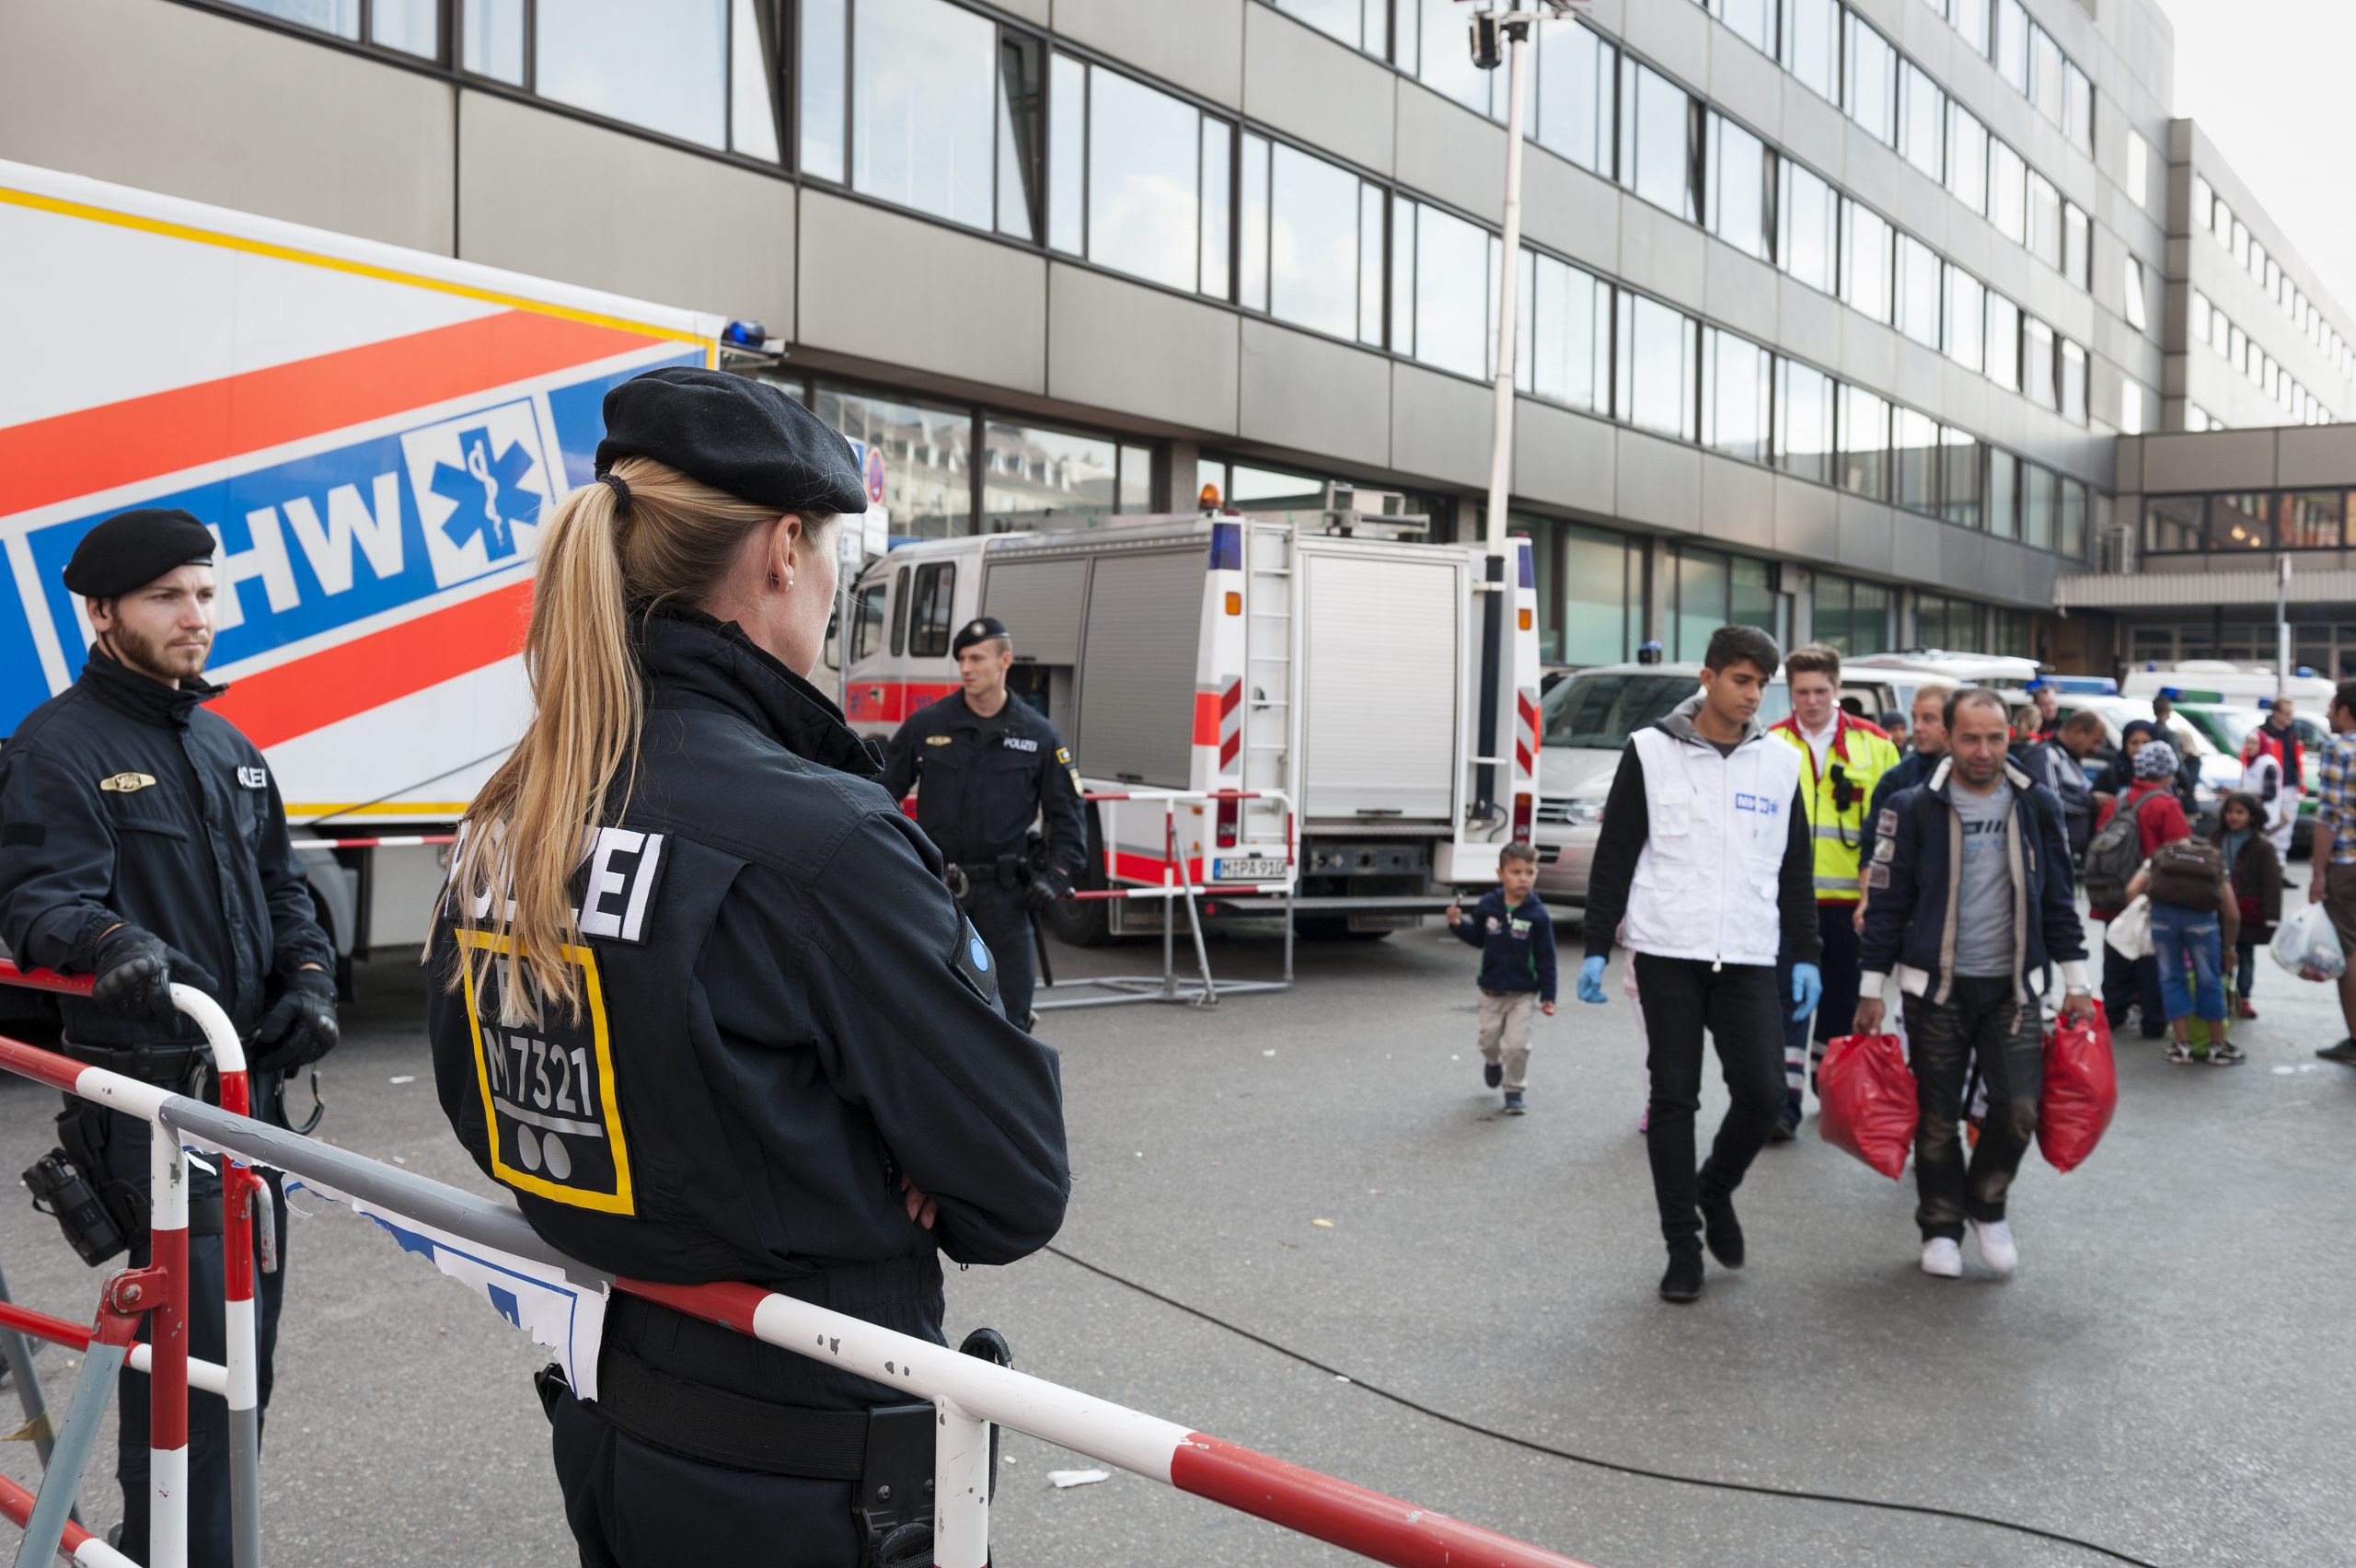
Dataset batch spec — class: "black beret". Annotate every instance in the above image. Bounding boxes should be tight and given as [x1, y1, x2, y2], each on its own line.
[595, 367, 868, 517]
[953, 617, 1011, 656]
[63, 508, 217, 598]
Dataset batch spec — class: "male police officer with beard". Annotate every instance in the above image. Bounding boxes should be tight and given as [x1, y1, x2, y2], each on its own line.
[0, 507, 336, 1567]
[880, 617, 1086, 1027]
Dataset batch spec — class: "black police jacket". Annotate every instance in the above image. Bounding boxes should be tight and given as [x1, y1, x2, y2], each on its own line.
[878, 690, 1087, 878]
[425, 608, 1070, 1293]
[0, 653, 332, 1049]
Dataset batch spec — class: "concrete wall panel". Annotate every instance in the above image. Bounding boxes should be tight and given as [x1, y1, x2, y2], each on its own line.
[1619, 199, 1709, 317]
[1700, 455, 1776, 550]
[1391, 364, 1493, 490]
[1054, 0, 1242, 108]
[1515, 399, 1617, 513]
[1708, 34, 1784, 144]
[1520, 154, 1620, 278]
[1240, 320, 1388, 471]
[2276, 427, 2356, 490]
[1837, 494, 1897, 575]
[1242, 6, 1394, 178]
[1047, 262, 1233, 432]
[1775, 475, 1842, 560]
[1614, 430, 1703, 534]
[1705, 242, 1781, 346]
[1622, 0, 1713, 90]
[801, 191, 1041, 392]
[1394, 85, 1507, 225]
[2142, 428, 2276, 492]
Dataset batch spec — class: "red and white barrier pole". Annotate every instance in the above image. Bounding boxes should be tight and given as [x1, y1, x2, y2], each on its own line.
[0, 1300, 227, 1398]
[0, 1470, 141, 1567]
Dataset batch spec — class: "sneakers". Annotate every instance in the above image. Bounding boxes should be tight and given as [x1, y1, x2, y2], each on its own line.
[1502, 1091, 1526, 1115]
[1484, 1061, 1503, 1090]
[2318, 1039, 2356, 1066]
[1768, 1106, 1801, 1143]
[2235, 998, 2258, 1020]
[1969, 1219, 2018, 1277]
[1659, 1250, 1703, 1303]
[1921, 1238, 1963, 1279]
[2209, 1039, 2247, 1066]
[2165, 1040, 2195, 1065]
[1698, 1190, 1745, 1270]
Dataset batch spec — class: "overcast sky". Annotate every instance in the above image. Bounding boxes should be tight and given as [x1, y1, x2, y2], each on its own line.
[2166, 0, 2356, 314]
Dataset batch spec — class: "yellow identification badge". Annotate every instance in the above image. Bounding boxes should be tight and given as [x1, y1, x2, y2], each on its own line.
[456, 932, 634, 1215]
[925, 734, 953, 746]
[98, 773, 156, 793]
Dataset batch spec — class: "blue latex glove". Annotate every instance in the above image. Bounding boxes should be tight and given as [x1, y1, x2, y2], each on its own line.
[1576, 955, 1610, 1005]
[1791, 961, 1822, 1022]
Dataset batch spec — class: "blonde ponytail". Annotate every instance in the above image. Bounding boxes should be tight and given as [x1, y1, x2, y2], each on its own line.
[446, 456, 817, 1020]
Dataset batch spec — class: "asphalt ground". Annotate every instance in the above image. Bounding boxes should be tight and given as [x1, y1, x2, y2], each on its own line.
[0, 898, 2350, 1568]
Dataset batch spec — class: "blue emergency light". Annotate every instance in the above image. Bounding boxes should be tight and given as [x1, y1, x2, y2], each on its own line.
[723, 318, 769, 348]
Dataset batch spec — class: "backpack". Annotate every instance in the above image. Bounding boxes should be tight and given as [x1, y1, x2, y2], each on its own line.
[2083, 791, 2165, 910]
[2147, 836, 2227, 910]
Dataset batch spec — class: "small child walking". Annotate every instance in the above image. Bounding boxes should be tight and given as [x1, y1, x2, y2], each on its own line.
[1446, 842, 1558, 1113]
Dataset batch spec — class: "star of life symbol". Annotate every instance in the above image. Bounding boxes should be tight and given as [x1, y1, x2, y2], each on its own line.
[402, 399, 559, 590]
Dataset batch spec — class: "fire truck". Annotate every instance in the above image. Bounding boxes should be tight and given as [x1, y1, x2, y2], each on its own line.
[839, 491, 1544, 940]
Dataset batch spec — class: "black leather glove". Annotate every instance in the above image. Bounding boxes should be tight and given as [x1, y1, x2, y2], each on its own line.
[88, 926, 219, 1024]
[1025, 870, 1073, 912]
[250, 967, 339, 1076]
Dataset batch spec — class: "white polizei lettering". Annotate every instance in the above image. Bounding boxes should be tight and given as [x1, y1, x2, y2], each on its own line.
[208, 510, 300, 633]
[619, 832, 664, 943]
[282, 472, 405, 594]
[574, 827, 645, 940]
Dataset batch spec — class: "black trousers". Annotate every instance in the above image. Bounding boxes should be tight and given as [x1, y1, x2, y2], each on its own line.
[1633, 954, 1786, 1254]
[1778, 905, 1861, 1113]
[962, 883, 1036, 1028]
[2099, 940, 2166, 1037]
[91, 1104, 289, 1568]
[550, 1258, 946, 1568]
[1905, 979, 2045, 1240]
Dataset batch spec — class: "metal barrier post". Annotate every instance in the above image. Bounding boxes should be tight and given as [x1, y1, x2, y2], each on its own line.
[147, 1121, 190, 1568]
[931, 1399, 991, 1568]
[0, 1262, 64, 1481]
[14, 1267, 165, 1568]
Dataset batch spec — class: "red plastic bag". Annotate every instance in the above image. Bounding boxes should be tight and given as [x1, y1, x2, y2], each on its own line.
[1817, 1033, 1918, 1181]
[2038, 1001, 2118, 1173]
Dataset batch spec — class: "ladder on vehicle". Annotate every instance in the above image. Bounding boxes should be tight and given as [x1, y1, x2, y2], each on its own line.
[1242, 520, 1294, 847]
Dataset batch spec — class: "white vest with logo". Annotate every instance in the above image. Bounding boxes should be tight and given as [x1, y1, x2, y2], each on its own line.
[1621, 725, 1802, 967]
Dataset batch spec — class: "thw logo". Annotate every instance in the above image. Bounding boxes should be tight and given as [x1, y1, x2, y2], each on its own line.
[402, 400, 557, 589]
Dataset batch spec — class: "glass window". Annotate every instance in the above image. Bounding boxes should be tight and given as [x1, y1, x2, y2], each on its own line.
[2190, 289, 2211, 344]
[1531, 254, 1609, 412]
[1918, 593, 1981, 652]
[2023, 317, 2057, 409]
[1995, 0, 2028, 93]
[1946, 103, 1988, 215]
[1272, 0, 1388, 53]
[2029, 24, 2063, 123]
[1984, 292, 2021, 388]
[222, 0, 357, 40]
[1730, 554, 1775, 636]
[1265, 144, 1366, 339]
[1415, 0, 1496, 116]
[1841, 385, 1890, 499]
[2027, 172, 2062, 269]
[1780, 161, 1840, 294]
[2121, 380, 2144, 435]
[1842, 202, 1893, 324]
[1533, 20, 1613, 176]
[464, 0, 524, 84]
[1703, 328, 1773, 463]
[540, 0, 727, 150]
[1357, 182, 1384, 346]
[1897, 235, 1942, 348]
[1945, 267, 1985, 372]
[1413, 202, 1491, 379]
[816, 386, 972, 538]
[850, 579, 887, 663]
[371, 0, 436, 56]
[851, 0, 994, 226]
[992, 32, 1042, 236]
[1615, 294, 1699, 441]
[1706, 115, 1768, 260]
[1987, 141, 2027, 248]
[1987, 448, 2019, 538]
[890, 564, 911, 655]
[728, 0, 783, 161]
[2192, 174, 2213, 231]
[1894, 408, 1939, 515]
[1715, 0, 1775, 54]
[1953, 0, 1990, 56]
[1202, 121, 1233, 300]
[1673, 548, 1730, 662]
[1621, 60, 1696, 220]
[2064, 61, 2092, 152]
[2282, 491, 2347, 549]
[908, 561, 957, 655]
[2021, 462, 2055, 548]
[2233, 217, 2249, 268]
[1844, 15, 1897, 145]
[1082, 66, 1207, 292]
[1941, 428, 1982, 528]
[1777, 360, 1837, 486]
[2062, 202, 2089, 288]
[2206, 492, 2271, 553]
[2126, 129, 2150, 212]
[1388, 190, 1413, 352]
[2061, 340, 2088, 423]
[1546, 522, 1639, 665]
[1899, 63, 1944, 181]
[1783, 0, 1840, 101]
[2142, 495, 2199, 552]
[981, 421, 1136, 529]
[2124, 257, 2150, 334]
[2060, 477, 2087, 559]
[1047, 52, 1084, 253]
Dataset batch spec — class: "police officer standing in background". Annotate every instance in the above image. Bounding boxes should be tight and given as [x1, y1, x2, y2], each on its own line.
[880, 617, 1087, 1028]
[0, 508, 338, 1567]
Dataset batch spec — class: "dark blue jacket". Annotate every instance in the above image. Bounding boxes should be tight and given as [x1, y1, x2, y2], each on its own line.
[1857, 746, 1938, 872]
[1858, 758, 2087, 1001]
[1451, 889, 1558, 1002]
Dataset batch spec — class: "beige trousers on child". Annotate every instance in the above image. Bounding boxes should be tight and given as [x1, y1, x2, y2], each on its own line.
[1477, 990, 1538, 1093]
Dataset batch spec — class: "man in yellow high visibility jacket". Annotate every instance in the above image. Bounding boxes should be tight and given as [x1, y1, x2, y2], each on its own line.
[1767, 643, 1900, 1139]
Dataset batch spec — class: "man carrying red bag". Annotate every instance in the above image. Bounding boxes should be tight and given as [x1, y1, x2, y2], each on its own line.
[1854, 689, 2095, 1281]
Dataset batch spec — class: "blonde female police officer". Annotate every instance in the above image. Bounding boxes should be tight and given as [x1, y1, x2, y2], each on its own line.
[424, 369, 1069, 1567]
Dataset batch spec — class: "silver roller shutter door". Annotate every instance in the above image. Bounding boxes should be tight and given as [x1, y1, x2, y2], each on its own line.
[981, 558, 1089, 664]
[1301, 553, 1459, 819]
[1077, 550, 1203, 788]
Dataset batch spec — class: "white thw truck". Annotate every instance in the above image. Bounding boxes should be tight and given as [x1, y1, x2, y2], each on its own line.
[840, 492, 1545, 941]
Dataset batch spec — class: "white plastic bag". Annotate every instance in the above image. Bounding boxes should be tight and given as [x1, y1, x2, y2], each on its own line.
[2104, 896, 2154, 961]
[2271, 902, 2348, 982]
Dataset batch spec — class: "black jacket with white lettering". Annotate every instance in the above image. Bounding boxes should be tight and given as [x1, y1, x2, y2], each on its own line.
[877, 689, 1087, 879]
[0, 652, 331, 1050]
[426, 608, 1070, 1309]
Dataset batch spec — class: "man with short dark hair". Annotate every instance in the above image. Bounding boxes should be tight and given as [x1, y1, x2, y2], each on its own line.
[2021, 709, 2104, 857]
[1578, 625, 1820, 1304]
[2304, 681, 2356, 1065]
[2264, 695, 2305, 792]
[1858, 687, 2093, 1279]
[2031, 684, 2062, 740]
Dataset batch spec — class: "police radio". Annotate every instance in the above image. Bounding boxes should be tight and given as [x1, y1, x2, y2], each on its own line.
[22, 1149, 127, 1266]
[1829, 762, 1859, 813]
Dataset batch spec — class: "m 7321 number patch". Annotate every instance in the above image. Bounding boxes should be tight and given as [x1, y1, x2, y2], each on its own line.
[456, 931, 635, 1215]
